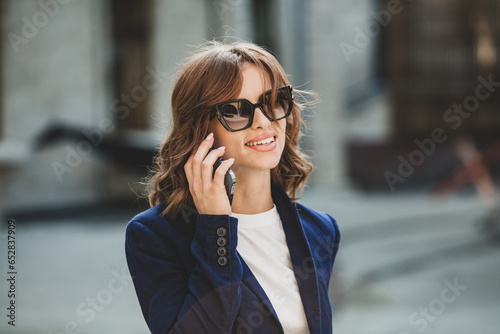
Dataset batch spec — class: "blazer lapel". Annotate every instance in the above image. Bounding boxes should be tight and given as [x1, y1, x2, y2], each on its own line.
[171, 187, 323, 333]
[272, 183, 322, 334]
[238, 253, 283, 326]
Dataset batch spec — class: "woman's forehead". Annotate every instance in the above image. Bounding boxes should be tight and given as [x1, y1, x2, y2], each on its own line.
[237, 63, 272, 101]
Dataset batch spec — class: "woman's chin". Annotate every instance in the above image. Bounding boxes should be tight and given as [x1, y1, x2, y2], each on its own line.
[233, 159, 280, 174]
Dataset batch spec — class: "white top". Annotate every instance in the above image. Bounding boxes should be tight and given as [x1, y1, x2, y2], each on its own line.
[233, 205, 310, 334]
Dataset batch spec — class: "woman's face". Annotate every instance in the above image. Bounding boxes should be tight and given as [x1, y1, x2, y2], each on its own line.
[208, 63, 287, 176]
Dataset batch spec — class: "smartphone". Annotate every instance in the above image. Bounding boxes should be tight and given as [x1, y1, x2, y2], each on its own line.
[213, 157, 236, 205]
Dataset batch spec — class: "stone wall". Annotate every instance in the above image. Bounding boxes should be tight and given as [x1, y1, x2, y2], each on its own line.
[0, 0, 380, 214]
[1, 0, 112, 215]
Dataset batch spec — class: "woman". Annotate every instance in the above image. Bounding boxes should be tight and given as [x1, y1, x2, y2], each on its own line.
[125, 41, 340, 334]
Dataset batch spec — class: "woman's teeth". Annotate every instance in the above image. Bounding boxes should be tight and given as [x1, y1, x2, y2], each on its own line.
[245, 136, 275, 146]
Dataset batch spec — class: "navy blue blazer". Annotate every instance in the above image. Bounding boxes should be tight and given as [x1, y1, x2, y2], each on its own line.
[125, 184, 340, 334]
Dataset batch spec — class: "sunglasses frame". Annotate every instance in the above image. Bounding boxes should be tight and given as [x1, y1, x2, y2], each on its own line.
[209, 85, 294, 132]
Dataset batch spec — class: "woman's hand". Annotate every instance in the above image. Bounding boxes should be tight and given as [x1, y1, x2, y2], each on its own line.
[184, 133, 235, 215]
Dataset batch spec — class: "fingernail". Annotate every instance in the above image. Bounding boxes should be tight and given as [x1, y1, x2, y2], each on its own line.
[227, 158, 235, 162]
[218, 146, 225, 150]
[206, 133, 213, 141]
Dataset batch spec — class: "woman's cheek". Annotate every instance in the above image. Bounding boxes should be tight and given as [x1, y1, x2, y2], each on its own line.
[277, 120, 287, 146]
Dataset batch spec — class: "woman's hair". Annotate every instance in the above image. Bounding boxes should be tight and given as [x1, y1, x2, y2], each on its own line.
[147, 40, 314, 218]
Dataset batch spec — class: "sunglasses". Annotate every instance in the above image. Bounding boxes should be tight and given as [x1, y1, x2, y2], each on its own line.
[209, 85, 294, 132]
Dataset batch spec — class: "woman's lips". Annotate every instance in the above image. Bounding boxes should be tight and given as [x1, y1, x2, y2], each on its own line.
[245, 133, 276, 152]
[245, 132, 277, 145]
[245, 136, 275, 146]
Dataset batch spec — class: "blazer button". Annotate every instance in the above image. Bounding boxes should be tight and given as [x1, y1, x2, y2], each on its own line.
[217, 247, 227, 256]
[217, 237, 227, 247]
[218, 256, 228, 266]
[216, 227, 227, 237]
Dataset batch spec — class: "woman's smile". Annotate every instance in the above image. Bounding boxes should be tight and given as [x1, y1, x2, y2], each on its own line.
[244, 132, 277, 151]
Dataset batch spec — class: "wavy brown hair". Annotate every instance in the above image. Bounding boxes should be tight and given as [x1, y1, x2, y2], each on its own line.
[147, 41, 314, 218]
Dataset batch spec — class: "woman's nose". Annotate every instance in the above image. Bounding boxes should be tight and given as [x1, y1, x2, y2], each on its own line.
[251, 107, 272, 129]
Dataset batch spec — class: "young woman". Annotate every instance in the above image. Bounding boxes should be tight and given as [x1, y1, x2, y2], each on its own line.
[125, 41, 340, 334]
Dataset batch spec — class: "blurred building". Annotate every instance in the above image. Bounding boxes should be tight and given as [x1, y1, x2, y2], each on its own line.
[1, 0, 499, 218]
[349, 0, 500, 192]
[0, 0, 371, 217]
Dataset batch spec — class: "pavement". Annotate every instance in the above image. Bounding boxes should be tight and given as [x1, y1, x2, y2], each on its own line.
[302, 187, 500, 334]
[0, 187, 499, 334]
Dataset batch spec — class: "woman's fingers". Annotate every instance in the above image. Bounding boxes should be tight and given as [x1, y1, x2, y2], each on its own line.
[190, 133, 214, 187]
[183, 132, 235, 215]
[183, 149, 196, 184]
[201, 146, 226, 186]
[213, 158, 235, 186]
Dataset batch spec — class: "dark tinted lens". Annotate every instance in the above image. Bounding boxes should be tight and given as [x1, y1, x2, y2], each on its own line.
[263, 87, 292, 119]
[221, 101, 252, 130]
[277, 88, 292, 117]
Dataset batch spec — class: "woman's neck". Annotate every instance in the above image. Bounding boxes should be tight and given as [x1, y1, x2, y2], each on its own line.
[230, 169, 273, 215]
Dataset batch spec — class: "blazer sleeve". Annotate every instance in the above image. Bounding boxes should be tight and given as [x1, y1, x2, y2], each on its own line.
[327, 213, 341, 268]
[125, 214, 243, 334]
